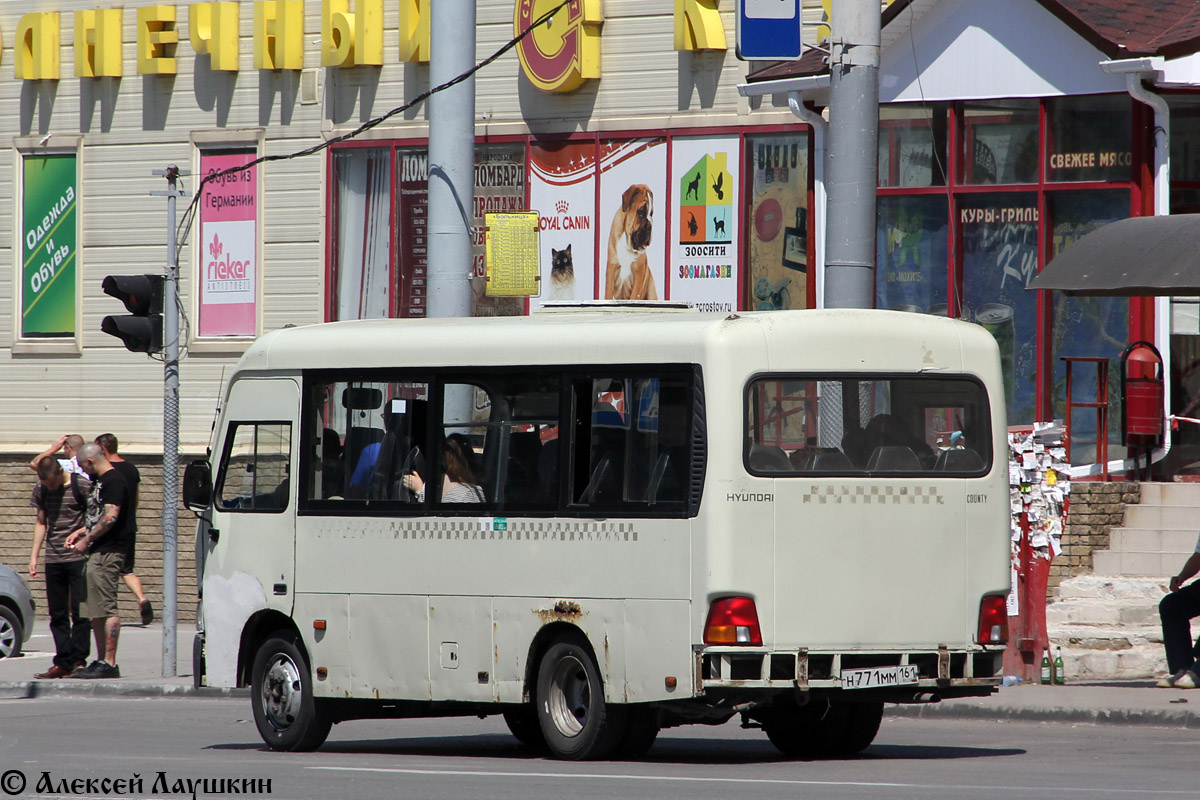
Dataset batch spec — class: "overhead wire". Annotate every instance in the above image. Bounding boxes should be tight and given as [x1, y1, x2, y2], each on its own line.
[175, 0, 570, 245]
[161, 0, 570, 361]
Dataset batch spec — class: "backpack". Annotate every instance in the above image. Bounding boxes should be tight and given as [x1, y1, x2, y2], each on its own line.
[69, 472, 88, 509]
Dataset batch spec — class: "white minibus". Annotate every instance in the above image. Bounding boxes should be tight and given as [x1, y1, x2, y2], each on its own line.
[184, 307, 1010, 760]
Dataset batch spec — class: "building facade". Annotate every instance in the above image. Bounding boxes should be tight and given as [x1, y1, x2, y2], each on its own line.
[748, 0, 1200, 476]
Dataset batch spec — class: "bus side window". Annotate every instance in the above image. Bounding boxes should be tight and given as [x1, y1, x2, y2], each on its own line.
[215, 423, 292, 512]
[574, 375, 690, 509]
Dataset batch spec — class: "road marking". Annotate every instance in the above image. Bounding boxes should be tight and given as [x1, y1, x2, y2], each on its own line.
[309, 766, 1198, 794]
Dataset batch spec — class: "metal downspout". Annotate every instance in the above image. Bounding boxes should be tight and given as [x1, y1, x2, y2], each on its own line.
[1123, 73, 1173, 473]
[788, 92, 828, 307]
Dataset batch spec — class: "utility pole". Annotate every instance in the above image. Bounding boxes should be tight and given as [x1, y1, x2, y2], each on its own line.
[426, 0, 476, 319]
[823, 0, 881, 309]
[150, 165, 187, 677]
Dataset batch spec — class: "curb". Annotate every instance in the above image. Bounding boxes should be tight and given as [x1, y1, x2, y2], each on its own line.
[0, 680, 248, 700]
[887, 701, 1200, 728]
[5, 680, 1197, 729]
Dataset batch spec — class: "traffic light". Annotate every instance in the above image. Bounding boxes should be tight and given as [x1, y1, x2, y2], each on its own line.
[101, 274, 164, 353]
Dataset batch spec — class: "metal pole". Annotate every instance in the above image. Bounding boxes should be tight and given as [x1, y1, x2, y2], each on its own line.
[823, 0, 880, 309]
[426, 0, 476, 319]
[162, 165, 180, 677]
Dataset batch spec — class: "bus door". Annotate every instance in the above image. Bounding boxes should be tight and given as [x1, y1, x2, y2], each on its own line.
[206, 377, 300, 616]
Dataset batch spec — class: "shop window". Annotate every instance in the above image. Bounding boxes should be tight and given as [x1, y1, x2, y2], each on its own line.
[1170, 97, 1200, 213]
[21, 152, 79, 339]
[875, 196, 948, 314]
[878, 103, 950, 188]
[331, 148, 392, 321]
[961, 99, 1038, 185]
[1048, 190, 1129, 464]
[960, 192, 1039, 425]
[1046, 95, 1132, 183]
[1171, 96, 1200, 184]
[746, 133, 810, 310]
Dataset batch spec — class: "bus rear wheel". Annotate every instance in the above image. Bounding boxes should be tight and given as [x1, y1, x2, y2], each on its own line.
[536, 636, 626, 760]
[250, 631, 332, 752]
[503, 708, 546, 747]
[763, 700, 882, 759]
[617, 705, 660, 758]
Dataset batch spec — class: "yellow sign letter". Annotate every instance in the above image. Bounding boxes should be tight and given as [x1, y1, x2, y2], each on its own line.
[16, 12, 60, 81]
[398, 0, 430, 63]
[138, 5, 178, 75]
[322, 0, 383, 68]
[674, 0, 726, 51]
[75, 9, 122, 78]
[190, 2, 240, 71]
[254, 1, 304, 71]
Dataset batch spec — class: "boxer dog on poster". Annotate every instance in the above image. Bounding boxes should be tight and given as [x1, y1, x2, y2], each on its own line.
[605, 184, 657, 300]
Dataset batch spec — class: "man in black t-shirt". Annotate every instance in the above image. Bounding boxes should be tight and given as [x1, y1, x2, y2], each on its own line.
[65, 443, 133, 679]
[96, 434, 153, 625]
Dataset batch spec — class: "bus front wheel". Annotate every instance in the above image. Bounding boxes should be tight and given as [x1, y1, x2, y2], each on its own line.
[250, 631, 332, 752]
[535, 636, 626, 760]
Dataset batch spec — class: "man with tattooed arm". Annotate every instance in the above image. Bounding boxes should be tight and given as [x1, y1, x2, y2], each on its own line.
[64, 443, 132, 679]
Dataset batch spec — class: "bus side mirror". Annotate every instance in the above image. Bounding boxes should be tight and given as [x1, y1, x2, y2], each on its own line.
[183, 459, 213, 512]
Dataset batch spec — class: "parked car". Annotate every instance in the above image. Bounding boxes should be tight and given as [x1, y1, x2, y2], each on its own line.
[0, 563, 34, 658]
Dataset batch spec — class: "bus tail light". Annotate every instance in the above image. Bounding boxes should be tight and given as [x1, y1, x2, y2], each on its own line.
[704, 596, 762, 646]
[977, 595, 1008, 644]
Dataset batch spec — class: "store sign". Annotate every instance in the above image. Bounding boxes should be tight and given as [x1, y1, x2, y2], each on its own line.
[514, 0, 603, 93]
[199, 151, 258, 337]
[1048, 151, 1132, 170]
[11, 0, 728, 87]
[22, 154, 77, 337]
[9, 1, 387, 79]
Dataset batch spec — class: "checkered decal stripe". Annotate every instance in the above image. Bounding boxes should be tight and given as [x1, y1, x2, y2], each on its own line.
[801, 485, 945, 505]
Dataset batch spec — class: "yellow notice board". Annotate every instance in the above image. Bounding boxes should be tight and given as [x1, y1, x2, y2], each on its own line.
[485, 211, 540, 297]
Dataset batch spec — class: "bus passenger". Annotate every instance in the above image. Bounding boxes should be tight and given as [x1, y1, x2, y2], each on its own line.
[401, 436, 485, 503]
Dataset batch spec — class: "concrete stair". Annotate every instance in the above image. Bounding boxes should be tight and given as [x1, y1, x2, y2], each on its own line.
[1047, 483, 1200, 680]
[1047, 575, 1167, 680]
[1091, 482, 1199, 577]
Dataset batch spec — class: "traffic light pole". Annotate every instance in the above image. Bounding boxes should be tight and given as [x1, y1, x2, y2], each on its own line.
[151, 165, 186, 677]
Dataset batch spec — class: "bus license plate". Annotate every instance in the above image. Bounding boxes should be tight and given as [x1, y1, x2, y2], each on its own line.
[840, 665, 920, 690]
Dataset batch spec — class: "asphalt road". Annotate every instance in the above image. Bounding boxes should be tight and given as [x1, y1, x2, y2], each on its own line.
[0, 697, 1194, 800]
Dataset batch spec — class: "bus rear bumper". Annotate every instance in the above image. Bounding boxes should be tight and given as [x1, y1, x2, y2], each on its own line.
[696, 646, 1003, 698]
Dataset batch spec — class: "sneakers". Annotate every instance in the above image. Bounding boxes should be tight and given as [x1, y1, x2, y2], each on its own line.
[140, 599, 155, 626]
[71, 660, 121, 679]
[34, 665, 74, 680]
[1156, 668, 1198, 688]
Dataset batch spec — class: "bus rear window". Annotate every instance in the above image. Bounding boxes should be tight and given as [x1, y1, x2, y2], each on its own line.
[745, 376, 991, 476]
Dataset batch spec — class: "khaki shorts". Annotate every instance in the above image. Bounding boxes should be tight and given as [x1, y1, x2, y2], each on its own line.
[84, 551, 124, 619]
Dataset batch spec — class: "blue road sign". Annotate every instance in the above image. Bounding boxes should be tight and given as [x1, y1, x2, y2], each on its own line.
[737, 0, 803, 61]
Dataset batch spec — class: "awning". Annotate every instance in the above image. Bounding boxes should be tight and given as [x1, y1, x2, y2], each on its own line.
[1028, 214, 1200, 296]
